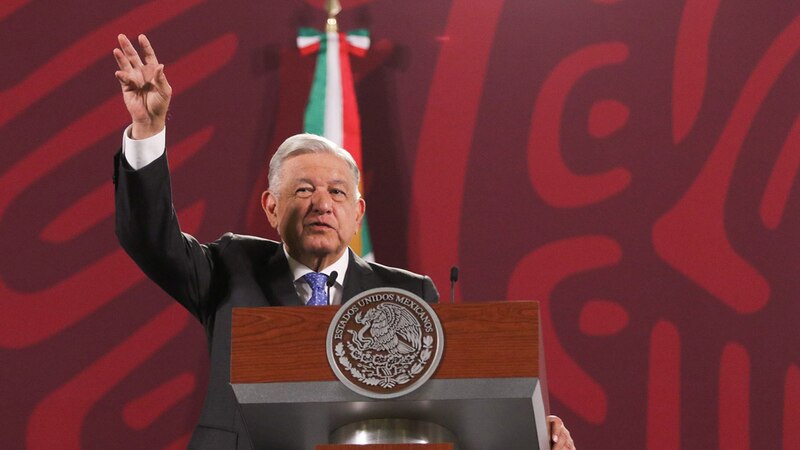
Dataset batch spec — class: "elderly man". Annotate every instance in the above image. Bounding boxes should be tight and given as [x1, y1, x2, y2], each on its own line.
[113, 34, 574, 450]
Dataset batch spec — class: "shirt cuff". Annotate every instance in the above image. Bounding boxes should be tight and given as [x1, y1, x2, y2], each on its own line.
[121, 124, 166, 170]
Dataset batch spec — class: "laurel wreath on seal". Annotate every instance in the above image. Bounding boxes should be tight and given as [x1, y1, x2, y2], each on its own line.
[335, 335, 434, 388]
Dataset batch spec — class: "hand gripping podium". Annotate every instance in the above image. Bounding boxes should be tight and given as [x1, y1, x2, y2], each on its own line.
[231, 300, 549, 449]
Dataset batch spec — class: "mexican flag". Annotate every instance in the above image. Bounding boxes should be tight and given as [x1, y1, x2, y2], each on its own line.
[298, 27, 374, 261]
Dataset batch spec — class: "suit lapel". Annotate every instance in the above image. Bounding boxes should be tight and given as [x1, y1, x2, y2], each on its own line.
[256, 247, 374, 306]
[256, 246, 304, 306]
[342, 250, 376, 303]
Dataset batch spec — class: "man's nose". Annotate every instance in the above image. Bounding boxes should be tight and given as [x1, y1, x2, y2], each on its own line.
[310, 189, 333, 213]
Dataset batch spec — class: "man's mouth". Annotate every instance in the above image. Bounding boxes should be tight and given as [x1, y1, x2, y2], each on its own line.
[306, 221, 334, 230]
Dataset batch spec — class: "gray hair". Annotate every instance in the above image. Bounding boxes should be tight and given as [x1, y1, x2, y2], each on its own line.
[268, 133, 361, 199]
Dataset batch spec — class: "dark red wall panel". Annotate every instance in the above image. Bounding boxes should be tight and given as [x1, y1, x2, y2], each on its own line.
[2, 1, 798, 448]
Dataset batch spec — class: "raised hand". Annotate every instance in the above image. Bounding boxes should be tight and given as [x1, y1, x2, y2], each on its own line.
[113, 34, 172, 139]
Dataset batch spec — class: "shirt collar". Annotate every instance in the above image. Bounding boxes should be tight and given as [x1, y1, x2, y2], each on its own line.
[283, 245, 349, 287]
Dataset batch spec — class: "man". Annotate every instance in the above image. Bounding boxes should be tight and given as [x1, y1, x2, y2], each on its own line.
[113, 34, 574, 450]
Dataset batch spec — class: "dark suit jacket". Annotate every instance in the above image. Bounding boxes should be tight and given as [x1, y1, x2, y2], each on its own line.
[114, 150, 439, 449]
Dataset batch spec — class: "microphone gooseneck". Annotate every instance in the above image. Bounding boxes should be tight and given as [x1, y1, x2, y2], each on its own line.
[326, 271, 339, 304]
[449, 266, 459, 304]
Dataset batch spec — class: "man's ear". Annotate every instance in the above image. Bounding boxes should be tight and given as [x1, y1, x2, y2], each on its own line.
[354, 198, 366, 227]
[261, 190, 279, 230]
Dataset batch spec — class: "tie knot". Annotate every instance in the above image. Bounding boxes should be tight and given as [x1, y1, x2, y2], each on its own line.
[303, 272, 329, 290]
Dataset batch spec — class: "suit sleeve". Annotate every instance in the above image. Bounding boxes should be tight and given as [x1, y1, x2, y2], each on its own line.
[114, 148, 224, 323]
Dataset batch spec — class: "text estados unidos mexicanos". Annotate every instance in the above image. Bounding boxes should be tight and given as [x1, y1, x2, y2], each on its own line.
[333, 293, 434, 340]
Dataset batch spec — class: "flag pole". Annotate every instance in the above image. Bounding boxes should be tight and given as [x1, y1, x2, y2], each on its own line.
[325, 0, 341, 32]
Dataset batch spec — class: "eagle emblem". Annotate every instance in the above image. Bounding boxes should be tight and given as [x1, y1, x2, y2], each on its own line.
[350, 303, 422, 355]
[327, 288, 444, 399]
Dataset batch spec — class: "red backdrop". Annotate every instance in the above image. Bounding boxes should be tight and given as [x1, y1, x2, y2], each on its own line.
[2, 0, 799, 448]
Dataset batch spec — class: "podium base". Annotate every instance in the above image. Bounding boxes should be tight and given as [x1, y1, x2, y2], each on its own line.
[318, 445, 453, 450]
[329, 418, 457, 447]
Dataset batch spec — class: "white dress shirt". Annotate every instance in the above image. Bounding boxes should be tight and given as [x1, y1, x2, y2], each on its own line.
[121, 124, 165, 169]
[284, 246, 349, 305]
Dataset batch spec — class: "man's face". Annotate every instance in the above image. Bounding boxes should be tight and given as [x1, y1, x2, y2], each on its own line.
[262, 152, 365, 269]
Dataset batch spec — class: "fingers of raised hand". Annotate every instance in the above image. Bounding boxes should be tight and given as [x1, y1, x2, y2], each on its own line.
[112, 46, 131, 71]
[113, 67, 130, 85]
[138, 34, 159, 65]
[117, 34, 143, 68]
[113, 50, 143, 91]
[152, 64, 172, 97]
[114, 34, 168, 92]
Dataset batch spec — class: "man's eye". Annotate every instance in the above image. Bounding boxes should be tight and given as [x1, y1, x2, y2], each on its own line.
[330, 189, 347, 199]
[295, 188, 313, 197]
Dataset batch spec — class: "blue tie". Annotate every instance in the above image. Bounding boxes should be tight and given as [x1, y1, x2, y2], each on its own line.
[303, 272, 329, 306]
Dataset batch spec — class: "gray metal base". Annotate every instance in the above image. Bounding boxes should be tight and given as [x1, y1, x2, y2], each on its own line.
[330, 418, 457, 446]
[233, 377, 549, 450]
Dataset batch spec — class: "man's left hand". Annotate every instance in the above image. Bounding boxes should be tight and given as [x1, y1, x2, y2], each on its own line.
[548, 415, 575, 450]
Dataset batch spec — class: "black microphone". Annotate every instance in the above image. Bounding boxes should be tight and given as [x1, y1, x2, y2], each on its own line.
[449, 266, 459, 304]
[326, 271, 338, 304]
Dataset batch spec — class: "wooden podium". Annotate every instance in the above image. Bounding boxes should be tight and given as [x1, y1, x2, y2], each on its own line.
[231, 301, 549, 449]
